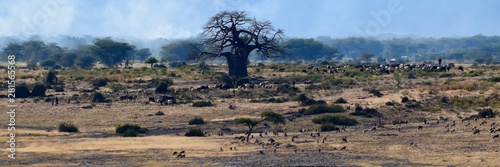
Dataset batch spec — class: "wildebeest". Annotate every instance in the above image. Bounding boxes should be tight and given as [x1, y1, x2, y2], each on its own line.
[120, 94, 137, 101]
[153, 95, 176, 105]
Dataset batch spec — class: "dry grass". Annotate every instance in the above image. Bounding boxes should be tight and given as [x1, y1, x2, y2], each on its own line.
[1, 65, 500, 166]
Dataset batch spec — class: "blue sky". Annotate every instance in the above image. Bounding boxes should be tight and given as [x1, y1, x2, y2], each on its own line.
[1, 0, 499, 39]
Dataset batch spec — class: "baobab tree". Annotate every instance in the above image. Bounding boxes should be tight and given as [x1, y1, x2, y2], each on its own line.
[194, 11, 286, 79]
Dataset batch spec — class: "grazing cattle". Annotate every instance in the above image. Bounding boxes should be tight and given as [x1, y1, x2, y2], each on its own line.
[148, 97, 155, 102]
[120, 94, 136, 101]
[154, 95, 176, 105]
[473, 129, 480, 135]
[494, 134, 499, 139]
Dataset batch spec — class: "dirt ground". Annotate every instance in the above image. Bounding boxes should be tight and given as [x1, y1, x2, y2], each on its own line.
[1, 65, 500, 167]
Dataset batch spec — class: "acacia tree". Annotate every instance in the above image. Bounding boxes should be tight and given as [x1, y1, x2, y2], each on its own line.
[91, 38, 134, 68]
[135, 48, 152, 63]
[235, 111, 286, 142]
[195, 11, 285, 78]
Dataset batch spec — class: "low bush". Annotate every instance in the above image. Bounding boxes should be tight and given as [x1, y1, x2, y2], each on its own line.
[53, 85, 64, 92]
[304, 104, 345, 115]
[16, 84, 31, 98]
[105, 83, 125, 92]
[40, 60, 56, 67]
[91, 77, 109, 87]
[30, 83, 47, 97]
[189, 117, 205, 125]
[487, 76, 500, 82]
[320, 124, 340, 132]
[478, 108, 495, 118]
[401, 96, 409, 103]
[155, 82, 170, 94]
[58, 122, 79, 133]
[44, 97, 53, 102]
[439, 73, 457, 78]
[185, 128, 205, 137]
[276, 84, 300, 96]
[312, 114, 358, 126]
[368, 89, 383, 97]
[250, 97, 289, 103]
[334, 97, 348, 104]
[192, 100, 214, 107]
[115, 124, 148, 137]
[154, 111, 165, 116]
[350, 107, 381, 118]
[297, 94, 326, 106]
[92, 92, 108, 103]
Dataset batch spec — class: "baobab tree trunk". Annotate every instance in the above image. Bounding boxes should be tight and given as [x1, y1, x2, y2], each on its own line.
[226, 55, 249, 79]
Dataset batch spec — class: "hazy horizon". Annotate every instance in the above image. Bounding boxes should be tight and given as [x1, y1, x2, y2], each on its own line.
[1, 0, 499, 40]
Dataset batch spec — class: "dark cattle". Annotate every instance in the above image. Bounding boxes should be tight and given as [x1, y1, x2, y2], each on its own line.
[215, 84, 231, 90]
[120, 94, 136, 101]
[155, 95, 176, 105]
[196, 85, 209, 91]
[494, 134, 499, 139]
[148, 97, 155, 102]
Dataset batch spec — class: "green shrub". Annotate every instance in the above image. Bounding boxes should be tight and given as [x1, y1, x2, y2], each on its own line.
[16, 84, 31, 98]
[250, 97, 289, 103]
[368, 89, 383, 97]
[487, 76, 500, 82]
[40, 60, 56, 67]
[439, 73, 456, 78]
[45, 70, 57, 84]
[401, 96, 409, 103]
[276, 84, 300, 95]
[236, 90, 253, 99]
[44, 97, 53, 102]
[478, 108, 495, 118]
[92, 92, 107, 103]
[53, 85, 64, 92]
[304, 104, 345, 115]
[297, 94, 325, 106]
[354, 104, 363, 112]
[320, 124, 340, 132]
[91, 77, 108, 87]
[350, 107, 381, 118]
[58, 122, 79, 133]
[154, 111, 165, 116]
[188, 117, 205, 125]
[334, 97, 348, 104]
[122, 129, 138, 137]
[155, 82, 170, 94]
[312, 114, 358, 126]
[115, 124, 148, 137]
[192, 100, 214, 107]
[185, 128, 205, 137]
[105, 83, 125, 92]
[440, 96, 449, 104]
[31, 83, 46, 97]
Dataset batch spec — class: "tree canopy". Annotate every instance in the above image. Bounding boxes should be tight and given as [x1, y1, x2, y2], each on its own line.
[160, 40, 200, 62]
[135, 48, 152, 63]
[284, 38, 338, 61]
[195, 11, 286, 78]
[90, 37, 135, 68]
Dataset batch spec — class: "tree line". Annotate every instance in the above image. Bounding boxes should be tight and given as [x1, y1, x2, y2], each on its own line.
[2, 11, 499, 79]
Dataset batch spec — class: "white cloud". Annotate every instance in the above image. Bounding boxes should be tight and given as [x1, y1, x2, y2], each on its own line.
[0, 0, 499, 39]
